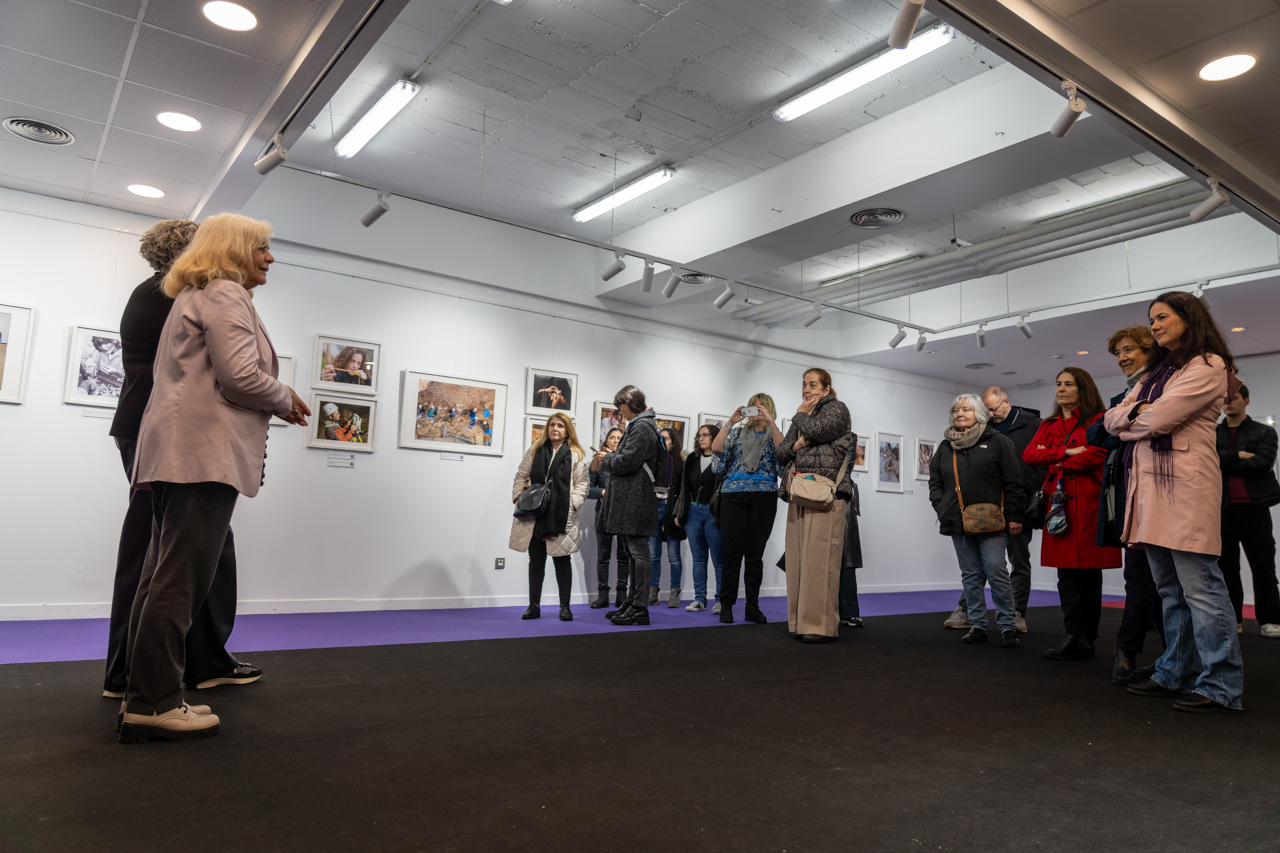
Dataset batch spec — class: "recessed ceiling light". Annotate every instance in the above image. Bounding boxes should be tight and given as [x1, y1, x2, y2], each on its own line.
[1077, 350, 1089, 355]
[203, 1, 257, 31]
[157, 111, 201, 132]
[1199, 55, 1255, 81]
[127, 184, 165, 199]
[1232, 327, 1246, 332]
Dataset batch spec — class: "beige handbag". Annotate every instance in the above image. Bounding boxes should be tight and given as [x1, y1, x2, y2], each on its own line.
[788, 455, 850, 512]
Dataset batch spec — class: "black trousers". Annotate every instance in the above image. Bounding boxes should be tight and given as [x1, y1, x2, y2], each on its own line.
[719, 491, 777, 608]
[839, 568, 860, 620]
[1057, 568, 1103, 644]
[528, 538, 572, 606]
[1116, 547, 1165, 654]
[595, 531, 630, 596]
[957, 525, 1033, 615]
[1220, 503, 1280, 625]
[125, 481, 239, 715]
[106, 440, 239, 692]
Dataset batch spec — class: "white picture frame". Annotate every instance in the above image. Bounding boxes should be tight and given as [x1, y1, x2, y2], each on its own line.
[308, 392, 377, 453]
[593, 400, 625, 450]
[397, 370, 507, 456]
[0, 302, 36, 405]
[269, 355, 295, 427]
[525, 366, 577, 418]
[875, 431, 904, 493]
[525, 416, 547, 451]
[654, 412, 691, 454]
[915, 437, 937, 481]
[64, 326, 123, 408]
[698, 412, 732, 431]
[311, 334, 381, 396]
[851, 433, 870, 472]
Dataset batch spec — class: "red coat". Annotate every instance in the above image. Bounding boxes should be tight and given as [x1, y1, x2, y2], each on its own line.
[1023, 412, 1122, 569]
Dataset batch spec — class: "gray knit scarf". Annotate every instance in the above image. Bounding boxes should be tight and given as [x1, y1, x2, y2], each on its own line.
[944, 423, 984, 450]
[739, 424, 772, 473]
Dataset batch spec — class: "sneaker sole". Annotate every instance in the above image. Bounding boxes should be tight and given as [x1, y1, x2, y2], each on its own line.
[943, 622, 970, 630]
[118, 721, 220, 744]
[102, 690, 124, 699]
[194, 674, 262, 689]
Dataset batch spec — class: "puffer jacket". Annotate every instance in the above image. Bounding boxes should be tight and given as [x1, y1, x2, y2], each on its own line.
[598, 410, 660, 537]
[509, 444, 589, 556]
[929, 426, 1026, 536]
[775, 394, 853, 502]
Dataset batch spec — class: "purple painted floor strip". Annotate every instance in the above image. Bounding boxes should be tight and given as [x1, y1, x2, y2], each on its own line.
[0, 589, 1098, 666]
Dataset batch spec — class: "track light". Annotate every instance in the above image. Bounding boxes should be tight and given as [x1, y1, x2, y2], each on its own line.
[1194, 285, 1213, 310]
[914, 333, 927, 352]
[640, 261, 655, 292]
[336, 79, 421, 159]
[976, 325, 986, 348]
[360, 193, 390, 227]
[888, 325, 907, 348]
[662, 270, 682, 298]
[1189, 179, 1229, 222]
[253, 133, 288, 175]
[888, 0, 927, 49]
[713, 285, 735, 309]
[600, 255, 626, 282]
[1051, 81, 1086, 138]
[1016, 315, 1034, 339]
[802, 304, 823, 327]
[573, 168, 676, 223]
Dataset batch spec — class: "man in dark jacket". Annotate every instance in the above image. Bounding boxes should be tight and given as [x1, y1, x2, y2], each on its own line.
[1217, 384, 1280, 637]
[942, 386, 1041, 633]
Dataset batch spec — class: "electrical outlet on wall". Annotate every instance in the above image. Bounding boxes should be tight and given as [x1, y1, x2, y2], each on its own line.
[495, 558, 505, 570]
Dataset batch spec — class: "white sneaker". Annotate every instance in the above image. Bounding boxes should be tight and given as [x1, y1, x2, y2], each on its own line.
[685, 601, 706, 612]
[712, 602, 722, 614]
[943, 606, 971, 629]
[1014, 612, 1028, 634]
[1261, 623, 1280, 638]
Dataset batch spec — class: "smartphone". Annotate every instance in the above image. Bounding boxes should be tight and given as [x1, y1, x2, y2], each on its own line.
[742, 405, 759, 417]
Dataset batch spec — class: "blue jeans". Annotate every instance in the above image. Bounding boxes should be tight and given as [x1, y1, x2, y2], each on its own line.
[1146, 545, 1244, 710]
[685, 503, 723, 604]
[951, 532, 1015, 632]
[649, 499, 684, 588]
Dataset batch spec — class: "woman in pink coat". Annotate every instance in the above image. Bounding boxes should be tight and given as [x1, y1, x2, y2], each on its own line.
[120, 213, 310, 744]
[1104, 291, 1243, 713]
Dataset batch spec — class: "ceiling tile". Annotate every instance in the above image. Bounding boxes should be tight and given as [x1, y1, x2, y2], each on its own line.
[1067, 0, 1277, 67]
[0, 137, 94, 191]
[1236, 133, 1280, 179]
[0, 47, 119, 123]
[142, 0, 322, 66]
[79, 0, 142, 17]
[111, 82, 249, 152]
[125, 27, 281, 113]
[1190, 78, 1280, 145]
[99, 127, 224, 183]
[0, 0, 135, 76]
[1039, 0, 1108, 16]
[0, 96, 104, 156]
[0, 173, 88, 204]
[88, 161, 203, 211]
[1132, 14, 1280, 111]
[86, 191, 188, 219]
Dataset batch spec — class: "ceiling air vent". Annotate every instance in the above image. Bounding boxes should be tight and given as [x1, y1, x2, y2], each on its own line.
[964, 363, 994, 369]
[678, 272, 715, 285]
[4, 117, 74, 145]
[848, 207, 905, 228]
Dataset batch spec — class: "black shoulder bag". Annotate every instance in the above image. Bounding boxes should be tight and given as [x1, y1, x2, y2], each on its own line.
[514, 448, 555, 520]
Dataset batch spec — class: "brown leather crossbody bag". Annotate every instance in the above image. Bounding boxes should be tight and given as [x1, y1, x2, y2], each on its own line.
[952, 449, 1006, 534]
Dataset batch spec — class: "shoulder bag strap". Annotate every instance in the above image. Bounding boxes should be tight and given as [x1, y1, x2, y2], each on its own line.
[952, 449, 965, 511]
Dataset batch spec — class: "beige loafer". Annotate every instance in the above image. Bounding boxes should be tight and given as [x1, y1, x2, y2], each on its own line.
[119, 704, 220, 744]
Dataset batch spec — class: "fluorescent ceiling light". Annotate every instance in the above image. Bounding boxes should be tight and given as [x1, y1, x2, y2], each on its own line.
[128, 184, 165, 199]
[157, 112, 201, 132]
[1199, 55, 1255, 81]
[573, 168, 676, 223]
[335, 80, 421, 160]
[202, 1, 257, 31]
[773, 26, 954, 122]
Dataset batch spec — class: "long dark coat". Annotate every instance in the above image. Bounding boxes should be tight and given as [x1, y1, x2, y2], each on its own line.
[598, 410, 659, 538]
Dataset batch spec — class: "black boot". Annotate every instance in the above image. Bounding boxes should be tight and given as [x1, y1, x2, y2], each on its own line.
[521, 604, 540, 620]
[559, 605, 573, 621]
[1134, 662, 1157, 679]
[611, 605, 649, 626]
[590, 589, 610, 609]
[744, 603, 767, 624]
[1112, 648, 1137, 684]
[1043, 634, 1095, 660]
[606, 601, 631, 619]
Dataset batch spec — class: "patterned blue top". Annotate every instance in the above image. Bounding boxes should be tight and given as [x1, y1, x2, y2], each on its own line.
[712, 425, 779, 493]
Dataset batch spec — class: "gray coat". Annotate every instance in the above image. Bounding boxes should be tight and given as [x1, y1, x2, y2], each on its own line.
[598, 410, 660, 537]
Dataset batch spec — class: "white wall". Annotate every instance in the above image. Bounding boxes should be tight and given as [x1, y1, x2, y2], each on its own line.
[0, 184, 1001, 620]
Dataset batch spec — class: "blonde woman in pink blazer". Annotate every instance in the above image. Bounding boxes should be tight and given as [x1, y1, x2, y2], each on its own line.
[1104, 291, 1243, 714]
[120, 213, 310, 744]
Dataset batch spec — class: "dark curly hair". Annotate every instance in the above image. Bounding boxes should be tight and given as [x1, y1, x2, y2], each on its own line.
[139, 219, 198, 274]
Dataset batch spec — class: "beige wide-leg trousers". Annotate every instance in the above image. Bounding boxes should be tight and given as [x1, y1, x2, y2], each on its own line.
[784, 498, 847, 637]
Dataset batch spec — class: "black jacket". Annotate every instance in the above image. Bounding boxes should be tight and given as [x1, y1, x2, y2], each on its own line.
[1217, 416, 1280, 508]
[1089, 387, 1131, 547]
[598, 410, 660, 538]
[989, 405, 1043, 523]
[928, 427, 1026, 536]
[588, 467, 612, 523]
[109, 273, 172, 441]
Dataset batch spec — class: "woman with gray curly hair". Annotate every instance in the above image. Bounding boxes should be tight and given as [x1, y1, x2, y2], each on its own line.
[928, 393, 1026, 648]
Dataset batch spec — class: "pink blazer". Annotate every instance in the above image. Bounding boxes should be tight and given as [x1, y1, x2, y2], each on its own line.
[133, 279, 292, 498]
[1103, 354, 1229, 555]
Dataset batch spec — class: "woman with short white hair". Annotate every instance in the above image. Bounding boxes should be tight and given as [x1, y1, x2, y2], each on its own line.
[928, 393, 1026, 648]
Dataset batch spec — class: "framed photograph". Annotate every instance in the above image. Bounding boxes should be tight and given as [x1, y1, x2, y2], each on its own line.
[698, 412, 732, 431]
[397, 371, 507, 456]
[915, 437, 937, 480]
[269, 355, 295, 427]
[851, 434, 870, 472]
[525, 416, 547, 450]
[593, 400, 625, 449]
[308, 393, 377, 453]
[875, 432, 904, 493]
[525, 367, 577, 417]
[312, 334, 380, 395]
[0, 302, 36, 405]
[64, 326, 124, 408]
[654, 413, 691, 454]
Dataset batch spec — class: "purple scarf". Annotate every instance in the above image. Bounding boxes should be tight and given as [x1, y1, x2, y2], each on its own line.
[1121, 359, 1176, 496]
